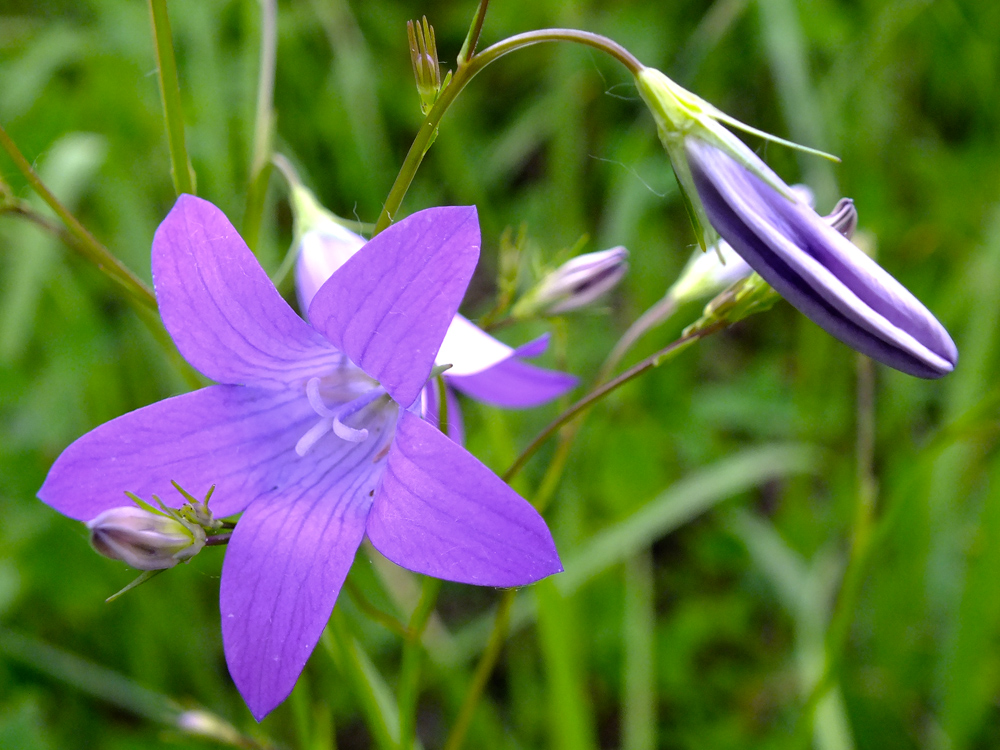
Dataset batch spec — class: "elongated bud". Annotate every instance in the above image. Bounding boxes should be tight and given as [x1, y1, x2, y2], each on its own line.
[667, 185, 853, 307]
[685, 138, 956, 378]
[407, 17, 447, 115]
[513, 246, 629, 318]
[87, 506, 205, 570]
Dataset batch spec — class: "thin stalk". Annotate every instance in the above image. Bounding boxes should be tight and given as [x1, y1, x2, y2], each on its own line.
[344, 579, 410, 639]
[397, 576, 443, 749]
[793, 353, 878, 744]
[374, 29, 643, 234]
[457, 0, 490, 65]
[503, 322, 724, 483]
[0, 196, 200, 389]
[243, 0, 278, 250]
[600, 293, 678, 383]
[442, 588, 515, 750]
[148, 0, 195, 196]
[0, 124, 156, 309]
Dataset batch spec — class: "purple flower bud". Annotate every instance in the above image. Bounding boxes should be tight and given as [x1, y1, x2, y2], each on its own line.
[514, 246, 629, 317]
[87, 506, 205, 570]
[686, 137, 957, 378]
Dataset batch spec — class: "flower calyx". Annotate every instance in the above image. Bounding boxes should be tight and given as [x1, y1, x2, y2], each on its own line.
[408, 16, 451, 115]
[634, 66, 839, 252]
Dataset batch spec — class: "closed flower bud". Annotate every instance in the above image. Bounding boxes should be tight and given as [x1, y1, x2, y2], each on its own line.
[407, 17, 446, 115]
[87, 506, 205, 570]
[513, 246, 629, 318]
[685, 137, 956, 378]
[668, 186, 855, 307]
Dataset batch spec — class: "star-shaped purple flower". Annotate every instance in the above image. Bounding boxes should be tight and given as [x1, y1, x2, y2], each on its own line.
[37, 195, 562, 720]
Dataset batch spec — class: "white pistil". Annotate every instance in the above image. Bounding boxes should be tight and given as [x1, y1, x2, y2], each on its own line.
[295, 420, 332, 457]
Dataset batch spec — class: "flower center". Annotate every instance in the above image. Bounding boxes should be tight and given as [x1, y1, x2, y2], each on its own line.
[295, 374, 391, 457]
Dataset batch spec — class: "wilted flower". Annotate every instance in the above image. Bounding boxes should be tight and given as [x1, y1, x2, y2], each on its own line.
[38, 196, 562, 720]
[634, 65, 957, 378]
[685, 139, 957, 378]
[512, 246, 629, 318]
[290, 186, 577, 420]
[88, 505, 204, 570]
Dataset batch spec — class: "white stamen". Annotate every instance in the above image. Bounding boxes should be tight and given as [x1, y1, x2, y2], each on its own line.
[295, 420, 332, 457]
[306, 377, 336, 417]
[332, 418, 369, 443]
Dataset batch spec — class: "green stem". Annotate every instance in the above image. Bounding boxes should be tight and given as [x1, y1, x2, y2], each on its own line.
[599, 293, 679, 383]
[503, 322, 724, 483]
[442, 588, 515, 750]
[148, 0, 196, 196]
[243, 0, 278, 250]
[793, 353, 878, 744]
[457, 0, 490, 65]
[374, 28, 643, 234]
[397, 576, 443, 749]
[0, 124, 156, 309]
[344, 579, 410, 639]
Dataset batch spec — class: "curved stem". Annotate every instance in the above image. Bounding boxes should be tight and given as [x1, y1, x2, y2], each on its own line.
[599, 293, 678, 383]
[503, 322, 724, 483]
[148, 0, 195, 196]
[374, 29, 643, 234]
[0, 124, 156, 310]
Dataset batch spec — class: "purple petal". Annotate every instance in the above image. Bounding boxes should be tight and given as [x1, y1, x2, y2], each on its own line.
[686, 139, 957, 378]
[218, 398, 396, 720]
[421, 382, 466, 444]
[220, 454, 379, 720]
[367, 411, 562, 587]
[38, 385, 321, 520]
[308, 207, 480, 408]
[513, 333, 551, 359]
[448, 357, 577, 408]
[153, 195, 340, 388]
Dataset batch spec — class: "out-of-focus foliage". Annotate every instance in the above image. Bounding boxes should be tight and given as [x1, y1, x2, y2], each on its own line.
[1, 0, 999, 748]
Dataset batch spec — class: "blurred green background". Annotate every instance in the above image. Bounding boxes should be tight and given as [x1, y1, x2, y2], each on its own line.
[2, 0, 999, 748]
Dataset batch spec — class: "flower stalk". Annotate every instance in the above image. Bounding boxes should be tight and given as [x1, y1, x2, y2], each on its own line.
[374, 29, 642, 235]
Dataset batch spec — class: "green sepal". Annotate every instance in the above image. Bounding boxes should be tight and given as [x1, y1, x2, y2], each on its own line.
[106, 569, 164, 603]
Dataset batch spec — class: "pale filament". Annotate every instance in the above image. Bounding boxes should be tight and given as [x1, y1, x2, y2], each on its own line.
[296, 377, 386, 457]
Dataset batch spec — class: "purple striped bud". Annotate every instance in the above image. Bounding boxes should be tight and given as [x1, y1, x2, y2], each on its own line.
[685, 138, 957, 378]
[513, 246, 629, 318]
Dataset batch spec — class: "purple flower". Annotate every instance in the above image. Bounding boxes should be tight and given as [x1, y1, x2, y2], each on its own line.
[37, 195, 562, 719]
[295, 217, 577, 420]
[686, 138, 957, 378]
